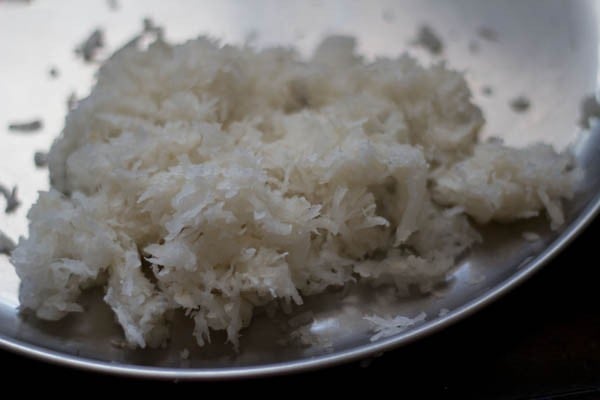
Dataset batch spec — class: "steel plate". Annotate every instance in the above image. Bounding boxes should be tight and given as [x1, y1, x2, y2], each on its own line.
[0, 0, 599, 379]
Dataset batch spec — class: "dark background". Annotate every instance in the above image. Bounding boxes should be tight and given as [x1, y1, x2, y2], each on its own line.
[3, 219, 600, 399]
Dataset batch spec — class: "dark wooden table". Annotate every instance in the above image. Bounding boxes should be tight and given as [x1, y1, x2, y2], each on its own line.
[3, 218, 600, 399]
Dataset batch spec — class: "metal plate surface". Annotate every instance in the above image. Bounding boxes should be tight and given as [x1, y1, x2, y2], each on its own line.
[0, 0, 599, 379]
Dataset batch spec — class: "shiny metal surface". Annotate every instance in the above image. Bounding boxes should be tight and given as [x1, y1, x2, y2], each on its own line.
[0, 0, 599, 379]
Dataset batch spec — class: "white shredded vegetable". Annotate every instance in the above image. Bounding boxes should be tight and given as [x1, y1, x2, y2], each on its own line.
[12, 35, 580, 349]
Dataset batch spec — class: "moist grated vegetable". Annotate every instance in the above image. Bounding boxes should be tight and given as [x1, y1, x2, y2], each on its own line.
[12, 35, 580, 349]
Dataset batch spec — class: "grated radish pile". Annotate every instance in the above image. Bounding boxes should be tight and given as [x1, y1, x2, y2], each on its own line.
[12, 36, 580, 348]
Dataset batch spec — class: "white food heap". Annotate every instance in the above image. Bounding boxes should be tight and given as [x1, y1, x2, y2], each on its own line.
[11, 36, 580, 349]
